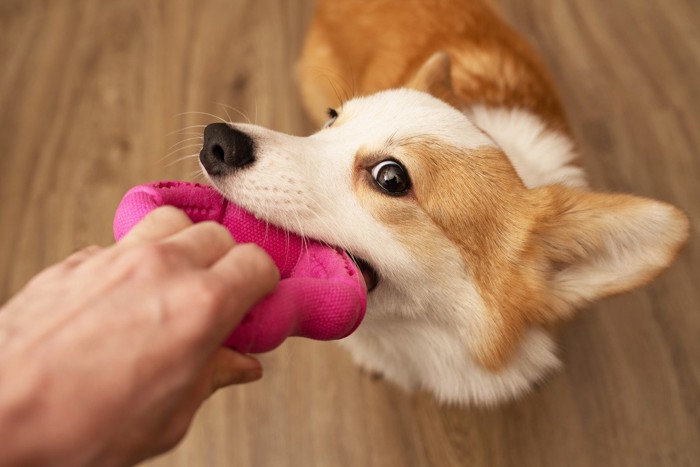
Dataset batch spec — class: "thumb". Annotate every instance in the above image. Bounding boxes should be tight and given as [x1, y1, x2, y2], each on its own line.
[189, 348, 263, 407]
[204, 348, 263, 391]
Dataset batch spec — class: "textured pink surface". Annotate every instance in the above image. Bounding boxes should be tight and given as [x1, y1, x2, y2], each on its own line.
[113, 181, 366, 353]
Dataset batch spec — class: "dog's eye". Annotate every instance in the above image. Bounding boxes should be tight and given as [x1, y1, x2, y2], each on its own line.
[324, 108, 338, 128]
[371, 160, 411, 195]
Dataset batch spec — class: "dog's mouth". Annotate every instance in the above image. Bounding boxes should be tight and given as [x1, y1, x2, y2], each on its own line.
[202, 162, 380, 292]
[350, 256, 380, 292]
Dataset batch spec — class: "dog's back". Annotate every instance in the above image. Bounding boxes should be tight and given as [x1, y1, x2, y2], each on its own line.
[299, 0, 567, 132]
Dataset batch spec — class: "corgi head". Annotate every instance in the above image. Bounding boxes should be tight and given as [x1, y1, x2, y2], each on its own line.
[199, 66, 689, 375]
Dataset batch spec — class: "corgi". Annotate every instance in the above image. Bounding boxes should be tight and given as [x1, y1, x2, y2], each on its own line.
[198, 0, 689, 405]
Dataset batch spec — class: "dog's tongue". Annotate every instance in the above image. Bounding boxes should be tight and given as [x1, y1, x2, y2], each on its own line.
[114, 181, 367, 353]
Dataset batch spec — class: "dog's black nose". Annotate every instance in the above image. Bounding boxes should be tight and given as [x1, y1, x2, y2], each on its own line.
[199, 123, 255, 175]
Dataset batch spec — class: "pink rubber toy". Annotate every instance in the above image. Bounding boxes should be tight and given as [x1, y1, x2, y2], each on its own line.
[113, 181, 366, 353]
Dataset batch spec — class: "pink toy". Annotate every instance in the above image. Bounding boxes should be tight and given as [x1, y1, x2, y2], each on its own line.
[113, 181, 366, 353]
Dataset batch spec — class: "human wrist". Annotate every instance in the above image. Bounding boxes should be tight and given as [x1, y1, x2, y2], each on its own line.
[0, 357, 123, 467]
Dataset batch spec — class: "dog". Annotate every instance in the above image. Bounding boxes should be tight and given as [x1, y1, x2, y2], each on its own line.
[199, 0, 689, 405]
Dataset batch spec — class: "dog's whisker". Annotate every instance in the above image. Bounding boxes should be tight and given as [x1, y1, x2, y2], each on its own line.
[163, 153, 200, 169]
[284, 219, 291, 265]
[185, 168, 207, 183]
[165, 124, 207, 137]
[184, 169, 199, 181]
[283, 211, 302, 257]
[168, 132, 204, 140]
[306, 65, 355, 103]
[221, 106, 233, 124]
[324, 75, 345, 109]
[217, 102, 252, 125]
[301, 196, 354, 253]
[285, 208, 310, 263]
[160, 144, 204, 162]
[259, 192, 271, 242]
[177, 111, 229, 124]
[346, 63, 357, 100]
[166, 136, 203, 152]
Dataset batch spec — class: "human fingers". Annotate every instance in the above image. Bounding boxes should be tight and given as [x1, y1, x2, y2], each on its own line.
[225, 278, 365, 353]
[204, 243, 279, 341]
[119, 206, 193, 246]
[160, 221, 236, 268]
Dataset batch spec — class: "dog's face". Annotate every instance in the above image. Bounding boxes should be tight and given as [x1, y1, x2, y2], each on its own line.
[200, 88, 688, 372]
[201, 90, 504, 360]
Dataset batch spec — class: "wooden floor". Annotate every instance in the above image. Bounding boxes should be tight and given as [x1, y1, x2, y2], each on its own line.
[1, 1, 699, 466]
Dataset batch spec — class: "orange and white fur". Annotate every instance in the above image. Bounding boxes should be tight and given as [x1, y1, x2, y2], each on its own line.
[203, 0, 689, 404]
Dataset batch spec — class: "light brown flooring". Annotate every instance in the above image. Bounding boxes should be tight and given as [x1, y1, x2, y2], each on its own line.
[1, 1, 699, 466]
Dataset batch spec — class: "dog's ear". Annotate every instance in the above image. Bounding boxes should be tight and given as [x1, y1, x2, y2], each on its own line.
[406, 52, 460, 106]
[531, 185, 689, 317]
[467, 185, 688, 371]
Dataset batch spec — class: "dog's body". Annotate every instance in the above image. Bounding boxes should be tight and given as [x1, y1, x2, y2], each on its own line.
[199, 0, 689, 404]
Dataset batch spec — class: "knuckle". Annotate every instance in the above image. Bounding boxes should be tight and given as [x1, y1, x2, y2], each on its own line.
[195, 221, 235, 248]
[49, 245, 103, 274]
[139, 243, 168, 262]
[240, 244, 279, 282]
[179, 275, 229, 339]
[78, 244, 102, 255]
[131, 243, 177, 274]
[72, 245, 101, 261]
[148, 205, 192, 226]
[189, 275, 227, 309]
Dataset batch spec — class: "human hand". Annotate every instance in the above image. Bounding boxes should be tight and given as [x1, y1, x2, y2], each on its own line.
[114, 181, 367, 353]
[0, 206, 279, 466]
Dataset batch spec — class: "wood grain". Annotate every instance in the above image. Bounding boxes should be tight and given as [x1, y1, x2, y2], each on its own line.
[0, 1, 698, 466]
